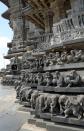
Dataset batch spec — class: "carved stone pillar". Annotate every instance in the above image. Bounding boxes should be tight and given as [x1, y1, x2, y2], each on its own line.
[70, 0, 84, 27]
[9, 0, 24, 50]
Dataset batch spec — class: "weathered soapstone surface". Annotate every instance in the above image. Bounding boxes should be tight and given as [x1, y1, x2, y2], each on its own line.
[26, 116, 84, 131]
[37, 86, 84, 93]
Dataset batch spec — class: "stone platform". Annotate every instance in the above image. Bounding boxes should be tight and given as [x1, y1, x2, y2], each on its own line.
[37, 86, 84, 93]
[37, 112, 84, 127]
[44, 62, 84, 71]
[20, 117, 84, 131]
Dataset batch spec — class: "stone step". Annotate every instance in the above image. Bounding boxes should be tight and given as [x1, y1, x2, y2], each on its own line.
[19, 123, 47, 131]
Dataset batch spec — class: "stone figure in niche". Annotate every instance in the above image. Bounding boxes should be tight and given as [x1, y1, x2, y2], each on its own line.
[64, 70, 81, 88]
[31, 91, 39, 109]
[52, 71, 64, 87]
[45, 72, 53, 86]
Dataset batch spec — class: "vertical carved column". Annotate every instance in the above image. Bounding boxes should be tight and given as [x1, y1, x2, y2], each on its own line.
[9, 0, 24, 51]
[70, 0, 84, 27]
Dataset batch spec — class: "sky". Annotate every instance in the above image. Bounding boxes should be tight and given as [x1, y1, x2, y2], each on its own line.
[0, 2, 13, 69]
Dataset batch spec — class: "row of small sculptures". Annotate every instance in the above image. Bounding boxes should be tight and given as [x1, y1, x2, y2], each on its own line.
[44, 49, 84, 66]
[15, 86, 84, 120]
[21, 70, 83, 88]
[22, 49, 84, 70]
[22, 57, 44, 70]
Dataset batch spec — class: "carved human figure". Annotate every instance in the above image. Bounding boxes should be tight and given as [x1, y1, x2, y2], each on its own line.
[52, 71, 64, 87]
[64, 70, 81, 88]
[45, 72, 53, 86]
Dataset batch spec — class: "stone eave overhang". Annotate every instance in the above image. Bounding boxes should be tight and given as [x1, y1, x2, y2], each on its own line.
[0, 0, 9, 7]
[4, 52, 24, 59]
[2, 9, 10, 20]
